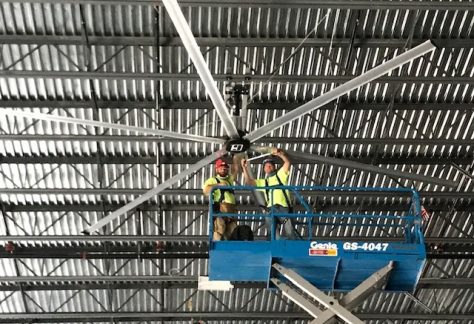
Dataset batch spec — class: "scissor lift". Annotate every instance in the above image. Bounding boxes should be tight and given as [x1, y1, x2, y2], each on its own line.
[208, 186, 426, 323]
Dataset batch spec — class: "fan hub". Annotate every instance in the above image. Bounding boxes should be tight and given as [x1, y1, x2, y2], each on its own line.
[225, 137, 250, 153]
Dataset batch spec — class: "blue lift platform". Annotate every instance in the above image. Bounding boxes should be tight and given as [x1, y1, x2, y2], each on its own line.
[208, 186, 426, 293]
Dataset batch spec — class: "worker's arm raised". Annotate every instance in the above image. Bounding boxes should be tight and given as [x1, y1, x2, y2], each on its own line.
[231, 154, 243, 180]
[241, 159, 256, 186]
[273, 148, 291, 173]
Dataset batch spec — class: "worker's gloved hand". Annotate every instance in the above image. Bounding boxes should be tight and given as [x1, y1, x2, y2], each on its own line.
[271, 148, 284, 157]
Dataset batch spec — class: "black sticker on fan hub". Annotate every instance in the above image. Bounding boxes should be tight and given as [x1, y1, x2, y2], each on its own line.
[225, 138, 250, 153]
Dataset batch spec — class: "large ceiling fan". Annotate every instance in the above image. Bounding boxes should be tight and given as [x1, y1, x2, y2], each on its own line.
[1, 0, 456, 234]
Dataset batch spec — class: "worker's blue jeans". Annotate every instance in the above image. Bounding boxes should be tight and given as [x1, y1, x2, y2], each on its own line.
[265, 205, 296, 240]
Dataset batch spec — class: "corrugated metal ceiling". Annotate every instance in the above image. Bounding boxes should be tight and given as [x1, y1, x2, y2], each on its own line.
[0, 1, 473, 323]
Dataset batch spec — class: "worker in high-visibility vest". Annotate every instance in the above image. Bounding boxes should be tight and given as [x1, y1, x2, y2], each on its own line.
[203, 157, 239, 240]
[241, 148, 295, 239]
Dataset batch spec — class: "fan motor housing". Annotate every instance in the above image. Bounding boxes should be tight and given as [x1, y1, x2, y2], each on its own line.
[225, 138, 250, 153]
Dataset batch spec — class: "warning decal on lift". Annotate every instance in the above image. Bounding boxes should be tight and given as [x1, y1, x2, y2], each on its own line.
[308, 242, 338, 256]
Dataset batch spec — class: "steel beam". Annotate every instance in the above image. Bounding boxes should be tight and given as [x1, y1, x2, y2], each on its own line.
[1, 35, 472, 48]
[0, 99, 210, 109]
[2, 70, 472, 85]
[0, 251, 207, 259]
[0, 282, 265, 291]
[1, 134, 473, 147]
[0, 243, 207, 252]
[426, 253, 474, 259]
[0, 236, 472, 245]
[0, 275, 200, 284]
[0, 242, 470, 263]
[0, 241, 471, 259]
[15, 251, 474, 260]
[360, 314, 474, 320]
[417, 278, 474, 288]
[1, 202, 472, 213]
[0, 311, 471, 322]
[0, 311, 312, 322]
[0, 276, 259, 291]
[0, 251, 471, 260]
[2, 0, 473, 10]
[1, 153, 472, 165]
[0, 277, 471, 292]
[0, 100, 472, 112]
[1, 188, 473, 201]
[0, 243, 208, 259]
[0, 235, 208, 242]
[263, 138, 474, 146]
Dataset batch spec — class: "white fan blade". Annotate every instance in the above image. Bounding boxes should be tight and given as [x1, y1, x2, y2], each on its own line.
[282, 148, 457, 188]
[1, 109, 224, 145]
[163, 0, 239, 138]
[84, 148, 226, 233]
[245, 40, 436, 143]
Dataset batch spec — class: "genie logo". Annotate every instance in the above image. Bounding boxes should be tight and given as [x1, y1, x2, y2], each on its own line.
[309, 241, 338, 256]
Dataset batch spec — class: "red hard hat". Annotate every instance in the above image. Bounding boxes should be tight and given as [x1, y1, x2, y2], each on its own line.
[215, 159, 229, 168]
